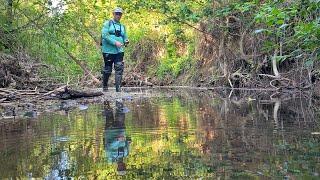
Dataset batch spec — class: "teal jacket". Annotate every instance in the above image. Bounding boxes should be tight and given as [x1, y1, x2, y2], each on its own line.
[101, 20, 128, 54]
[105, 128, 129, 163]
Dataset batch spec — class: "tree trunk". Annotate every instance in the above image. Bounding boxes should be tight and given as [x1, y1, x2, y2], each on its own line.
[6, 0, 13, 28]
[2, 0, 13, 49]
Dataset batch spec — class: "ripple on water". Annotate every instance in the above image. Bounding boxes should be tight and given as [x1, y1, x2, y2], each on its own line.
[0, 91, 319, 179]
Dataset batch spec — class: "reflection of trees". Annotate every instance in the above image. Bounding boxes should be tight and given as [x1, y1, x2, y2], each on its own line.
[183, 89, 319, 178]
[0, 107, 106, 179]
[120, 97, 216, 178]
[118, 90, 319, 179]
[0, 118, 48, 178]
[128, 98, 161, 128]
[136, 89, 318, 178]
[0, 89, 318, 178]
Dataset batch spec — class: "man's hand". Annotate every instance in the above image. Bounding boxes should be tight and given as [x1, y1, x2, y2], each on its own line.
[124, 40, 129, 47]
[115, 41, 123, 48]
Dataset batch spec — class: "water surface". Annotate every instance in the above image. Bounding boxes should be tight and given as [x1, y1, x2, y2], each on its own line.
[0, 89, 319, 179]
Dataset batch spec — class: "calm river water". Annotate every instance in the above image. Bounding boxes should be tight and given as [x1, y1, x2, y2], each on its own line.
[0, 89, 319, 179]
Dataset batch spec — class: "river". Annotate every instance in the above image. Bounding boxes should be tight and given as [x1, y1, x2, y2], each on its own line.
[0, 88, 319, 179]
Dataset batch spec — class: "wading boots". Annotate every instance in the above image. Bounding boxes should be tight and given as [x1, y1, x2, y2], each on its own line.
[115, 74, 122, 92]
[102, 71, 111, 92]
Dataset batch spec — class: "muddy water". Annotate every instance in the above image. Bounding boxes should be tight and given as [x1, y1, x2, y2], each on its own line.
[0, 89, 319, 179]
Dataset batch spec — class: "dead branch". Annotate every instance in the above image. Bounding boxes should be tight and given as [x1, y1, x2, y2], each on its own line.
[272, 49, 280, 78]
[0, 88, 16, 94]
[270, 79, 291, 89]
[228, 74, 234, 88]
[258, 74, 279, 79]
[42, 85, 67, 97]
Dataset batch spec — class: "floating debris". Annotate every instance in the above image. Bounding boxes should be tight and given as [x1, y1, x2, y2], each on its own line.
[53, 136, 70, 142]
[79, 104, 89, 111]
[23, 111, 37, 118]
[122, 107, 130, 113]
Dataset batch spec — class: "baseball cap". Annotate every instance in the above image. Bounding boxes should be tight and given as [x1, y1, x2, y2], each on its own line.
[113, 7, 123, 14]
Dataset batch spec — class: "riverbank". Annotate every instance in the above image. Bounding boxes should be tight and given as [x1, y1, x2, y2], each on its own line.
[0, 87, 163, 119]
[1, 86, 319, 121]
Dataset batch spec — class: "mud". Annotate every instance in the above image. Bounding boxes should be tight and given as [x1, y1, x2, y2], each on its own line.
[0, 87, 163, 120]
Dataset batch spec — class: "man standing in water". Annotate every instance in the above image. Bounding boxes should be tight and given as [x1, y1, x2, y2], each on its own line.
[101, 7, 129, 92]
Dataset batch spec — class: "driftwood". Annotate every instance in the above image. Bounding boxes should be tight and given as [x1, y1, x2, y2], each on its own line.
[0, 86, 104, 103]
[42, 85, 67, 97]
[0, 88, 43, 102]
[46, 86, 103, 100]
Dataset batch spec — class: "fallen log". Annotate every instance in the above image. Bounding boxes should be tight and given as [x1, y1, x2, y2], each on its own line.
[46, 86, 103, 100]
[42, 85, 67, 97]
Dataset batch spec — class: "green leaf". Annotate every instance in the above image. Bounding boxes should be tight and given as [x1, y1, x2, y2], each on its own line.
[305, 59, 314, 67]
[271, 8, 280, 16]
[276, 19, 284, 25]
[275, 55, 290, 63]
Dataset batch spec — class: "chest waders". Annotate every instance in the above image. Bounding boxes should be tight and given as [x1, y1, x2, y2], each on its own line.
[102, 53, 124, 92]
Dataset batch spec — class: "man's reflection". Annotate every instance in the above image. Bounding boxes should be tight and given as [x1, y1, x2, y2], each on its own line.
[45, 135, 72, 180]
[45, 150, 71, 179]
[104, 100, 131, 176]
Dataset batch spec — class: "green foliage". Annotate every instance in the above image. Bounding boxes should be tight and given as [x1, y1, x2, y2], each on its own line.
[157, 55, 194, 79]
[253, 0, 319, 63]
[157, 40, 195, 79]
[294, 21, 320, 53]
[254, 3, 297, 26]
[0, 0, 319, 84]
[212, 0, 320, 66]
